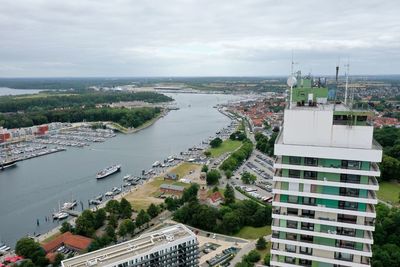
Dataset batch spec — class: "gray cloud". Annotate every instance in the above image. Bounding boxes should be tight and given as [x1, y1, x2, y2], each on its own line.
[0, 0, 399, 77]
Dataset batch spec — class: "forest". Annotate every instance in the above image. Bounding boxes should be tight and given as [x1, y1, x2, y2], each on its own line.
[0, 107, 161, 129]
[0, 90, 172, 112]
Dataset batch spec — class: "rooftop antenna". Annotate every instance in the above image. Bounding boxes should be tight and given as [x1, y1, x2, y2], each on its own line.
[287, 51, 297, 109]
[344, 60, 350, 105]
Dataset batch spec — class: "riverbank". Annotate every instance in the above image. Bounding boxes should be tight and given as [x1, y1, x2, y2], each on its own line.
[108, 109, 168, 134]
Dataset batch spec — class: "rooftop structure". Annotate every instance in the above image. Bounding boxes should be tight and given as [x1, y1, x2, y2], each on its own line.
[270, 76, 382, 267]
[61, 224, 198, 267]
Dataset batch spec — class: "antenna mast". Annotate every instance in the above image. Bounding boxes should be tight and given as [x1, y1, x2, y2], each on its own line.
[344, 61, 349, 105]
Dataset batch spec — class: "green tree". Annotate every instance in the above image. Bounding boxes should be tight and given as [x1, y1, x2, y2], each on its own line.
[222, 212, 241, 234]
[108, 214, 118, 228]
[181, 183, 199, 203]
[60, 221, 73, 233]
[19, 260, 35, 267]
[75, 210, 95, 237]
[256, 237, 267, 250]
[241, 172, 256, 184]
[207, 169, 221, 185]
[165, 197, 180, 211]
[120, 219, 136, 237]
[93, 208, 107, 229]
[15, 238, 48, 267]
[204, 151, 211, 157]
[263, 254, 270, 265]
[119, 198, 132, 219]
[136, 210, 150, 227]
[201, 164, 209, 173]
[225, 169, 233, 179]
[147, 203, 160, 218]
[210, 137, 223, 148]
[213, 186, 219, 193]
[118, 222, 128, 238]
[53, 253, 65, 267]
[224, 184, 235, 205]
[105, 225, 116, 241]
[244, 250, 261, 263]
[380, 155, 400, 181]
[105, 200, 120, 215]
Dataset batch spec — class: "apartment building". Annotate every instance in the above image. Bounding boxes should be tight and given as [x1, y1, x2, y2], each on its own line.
[61, 224, 199, 267]
[270, 77, 382, 267]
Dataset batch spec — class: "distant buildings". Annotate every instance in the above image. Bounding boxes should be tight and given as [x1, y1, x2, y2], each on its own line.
[61, 224, 199, 267]
[271, 77, 382, 267]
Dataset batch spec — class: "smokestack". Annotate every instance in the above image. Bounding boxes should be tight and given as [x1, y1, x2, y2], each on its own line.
[335, 65, 339, 82]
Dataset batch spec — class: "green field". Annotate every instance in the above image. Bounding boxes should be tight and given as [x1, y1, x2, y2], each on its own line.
[377, 181, 400, 204]
[234, 225, 271, 240]
[207, 140, 242, 158]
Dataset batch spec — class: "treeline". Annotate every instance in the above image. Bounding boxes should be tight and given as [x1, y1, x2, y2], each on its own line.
[255, 132, 277, 156]
[220, 139, 253, 172]
[0, 90, 172, 113]
[166, 184, 272, 235]
[0, 107, 161, 129]
[374, 127, 400, 181]
[372, 204, 400, 266]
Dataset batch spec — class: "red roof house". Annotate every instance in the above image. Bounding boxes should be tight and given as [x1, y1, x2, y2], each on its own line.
[41, 232, 92, 254]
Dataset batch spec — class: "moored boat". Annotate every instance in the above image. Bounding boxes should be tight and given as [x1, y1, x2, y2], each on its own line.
[96, 164, 121, 179]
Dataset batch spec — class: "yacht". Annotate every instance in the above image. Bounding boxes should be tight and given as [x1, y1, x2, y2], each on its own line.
[96, 164, 121, 179]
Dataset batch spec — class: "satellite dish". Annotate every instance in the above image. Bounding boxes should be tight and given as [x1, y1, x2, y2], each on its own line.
[287, 76, 297, 87]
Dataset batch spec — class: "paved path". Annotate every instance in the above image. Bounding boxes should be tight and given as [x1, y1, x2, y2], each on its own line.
[229, 235, 271, 266]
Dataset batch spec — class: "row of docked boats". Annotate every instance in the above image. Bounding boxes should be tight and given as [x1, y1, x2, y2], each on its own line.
[0, 242, 11, 253]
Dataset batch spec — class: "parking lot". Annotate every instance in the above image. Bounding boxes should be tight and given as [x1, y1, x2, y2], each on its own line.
[228, 149, 274, 201]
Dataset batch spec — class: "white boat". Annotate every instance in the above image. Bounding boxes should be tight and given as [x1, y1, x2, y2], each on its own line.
[62, 200, 77, 210]
[52, 211, 69, 220]
[105, 191, 114, 197]
[96, 164, 121, 179]
[152, 161, 161, 167]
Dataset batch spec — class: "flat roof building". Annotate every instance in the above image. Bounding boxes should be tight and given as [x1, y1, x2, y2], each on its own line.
[270, 76, 382, 267]
[61, 224, 199, 267]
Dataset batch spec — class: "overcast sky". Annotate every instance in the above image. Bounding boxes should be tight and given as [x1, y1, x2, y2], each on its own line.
[0, 0, 399, 77]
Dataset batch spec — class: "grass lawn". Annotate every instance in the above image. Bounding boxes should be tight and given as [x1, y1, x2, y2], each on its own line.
[169, 162, 201, 178]
[207, 140, 242, 158]
[378, 181, 400, 204]
[234, 225, 271, 240]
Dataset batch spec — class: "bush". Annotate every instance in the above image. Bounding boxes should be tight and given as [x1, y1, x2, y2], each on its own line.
[206, 169, 221, 185]
[256, 237, 267, 250]
[210, 137, 223, 148]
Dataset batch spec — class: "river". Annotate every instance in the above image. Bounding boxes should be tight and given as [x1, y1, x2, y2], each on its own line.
[0, 92, 240, 247]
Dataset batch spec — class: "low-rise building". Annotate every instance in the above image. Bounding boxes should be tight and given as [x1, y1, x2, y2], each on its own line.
[41, 232, 93, 254]
[160, 184, 185, 195]
[61, 224, 199, 267]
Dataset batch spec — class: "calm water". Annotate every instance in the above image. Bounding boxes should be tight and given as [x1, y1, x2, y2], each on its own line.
[0, 92, 239, 246]
[0, 87, 42, 96]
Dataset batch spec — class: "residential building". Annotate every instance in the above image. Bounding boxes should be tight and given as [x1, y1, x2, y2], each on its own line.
[61, 224, 199, 267]
[270, 76, 382, 267]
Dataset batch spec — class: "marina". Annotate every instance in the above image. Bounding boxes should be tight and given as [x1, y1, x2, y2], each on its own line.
[0, 93, 241, 247]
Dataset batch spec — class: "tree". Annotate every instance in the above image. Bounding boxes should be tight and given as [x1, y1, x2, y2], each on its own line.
[53, 253, 65, 267]
[263, 254, 270, 265]
[60, 221, 73, 233]
[256, 237, 267, 250]
[165, 197, 180, 211]
[225, 169, 233, 179]
[222, 212, 241, 234]
[181, 183, 199, 203]
[210, 137, 223, 148]
[241, 172, 256, 184]
[201, 164, 209, 173]
[120, 219, 136, 237]
[213, 186, 219, 193]
[118, 222, 128, 238]
[19, 260, 35, 267]
[119, 198, 132, 219]
[244, 250, 261, 263]
[136, 209, 150, 227]
[147, 203, 160, 218]
[15, 238, 48, 267]
[105, 200, 120, 215]
[105, 225, 116, 241]
[204, 151, 211, 157]
[380, 155, 400, 181]
[108, 214, 118, 228]
[75, 210, 95, 237]
[224, 184, 235, 205]
[93, 208, 107, 229]
[207, 169, 221, 185]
